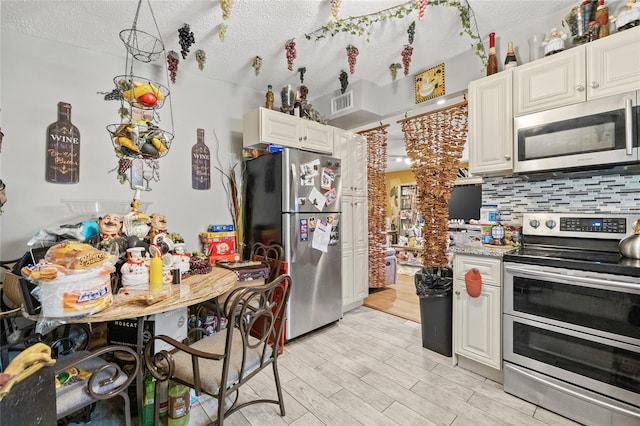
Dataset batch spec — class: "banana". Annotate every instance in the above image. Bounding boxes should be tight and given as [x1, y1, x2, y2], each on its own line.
[4, 343, 54, 376]
[132, 84, 153, 99]
[151, 137, 167, 153]
[121, 88, 136, 101]
[116, 136, 141, 153]
[149, 82, 165, 101]
[132, 80, 143, 87]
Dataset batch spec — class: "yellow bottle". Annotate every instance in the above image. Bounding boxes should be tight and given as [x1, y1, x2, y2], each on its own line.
[149, 256, 163, 293]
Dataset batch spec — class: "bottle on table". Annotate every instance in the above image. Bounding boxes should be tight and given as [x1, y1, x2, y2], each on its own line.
[486, 32, 498, 76]
[46, 101, 80, 183]
[149, 256, 163, 293]
[504, 41, 517, 69]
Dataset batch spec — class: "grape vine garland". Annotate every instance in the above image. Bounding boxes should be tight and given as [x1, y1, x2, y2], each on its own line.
[305, 0, 487, 67]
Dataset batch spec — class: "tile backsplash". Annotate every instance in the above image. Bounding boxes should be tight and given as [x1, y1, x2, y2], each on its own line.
[482, 169, 640, 224]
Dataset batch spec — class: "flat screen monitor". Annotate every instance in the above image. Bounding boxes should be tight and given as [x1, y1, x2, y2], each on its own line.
[448, 184, 482, 222]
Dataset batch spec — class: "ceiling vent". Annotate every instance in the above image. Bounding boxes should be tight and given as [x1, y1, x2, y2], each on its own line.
[331, 91, 353, 115]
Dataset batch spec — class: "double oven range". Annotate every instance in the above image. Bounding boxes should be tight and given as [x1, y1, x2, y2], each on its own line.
[502, 212, 640, 426]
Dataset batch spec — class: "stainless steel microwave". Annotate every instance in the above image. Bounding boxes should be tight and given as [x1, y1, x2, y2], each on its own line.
[513, 91, 639, 174]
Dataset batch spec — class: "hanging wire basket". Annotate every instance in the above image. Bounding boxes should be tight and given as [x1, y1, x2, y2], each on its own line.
[119, 29, 165, 63]
[113, 75, 170, 110]
[107, 122, 174, 160]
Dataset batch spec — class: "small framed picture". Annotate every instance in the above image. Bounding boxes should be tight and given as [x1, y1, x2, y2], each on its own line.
[415, 63, 445, 103]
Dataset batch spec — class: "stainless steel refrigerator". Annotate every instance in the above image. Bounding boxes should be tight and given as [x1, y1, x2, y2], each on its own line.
[243, 148, 342, 340]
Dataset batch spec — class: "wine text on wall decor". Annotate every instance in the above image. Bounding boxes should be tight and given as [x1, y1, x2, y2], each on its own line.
[192, 128, 211, 190]
[46, 101, 80, 184]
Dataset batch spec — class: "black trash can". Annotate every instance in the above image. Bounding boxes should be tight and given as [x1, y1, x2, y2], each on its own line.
[415, 267, 453, 357]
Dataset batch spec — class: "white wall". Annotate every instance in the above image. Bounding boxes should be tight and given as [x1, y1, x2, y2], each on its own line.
[0, 31, 263, 260]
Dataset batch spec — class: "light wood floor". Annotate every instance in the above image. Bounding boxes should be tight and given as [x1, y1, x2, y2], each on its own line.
[363, 270, 420, 323]
[92, 306, 580, 426]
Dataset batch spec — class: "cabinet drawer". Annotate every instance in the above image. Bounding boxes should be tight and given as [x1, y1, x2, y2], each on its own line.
[453, 255, 501, 286]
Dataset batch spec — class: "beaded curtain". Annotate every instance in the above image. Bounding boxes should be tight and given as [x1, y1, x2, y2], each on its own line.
[399, 101, 468, 267]
[358, 125, 388, 288]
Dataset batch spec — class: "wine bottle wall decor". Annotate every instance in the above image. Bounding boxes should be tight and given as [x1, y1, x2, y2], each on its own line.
[191, 128, 211, 190]
[46, 101, 80, 184]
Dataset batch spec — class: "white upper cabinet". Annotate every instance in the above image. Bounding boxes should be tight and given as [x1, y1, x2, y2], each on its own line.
[586, 27, 640, 100]
[243, 107, 333, 154]
[513, 47, 586, 116]
[468, 70, 513, 176]
[334, 129, 367, 197]
[514, 27, 640, 116]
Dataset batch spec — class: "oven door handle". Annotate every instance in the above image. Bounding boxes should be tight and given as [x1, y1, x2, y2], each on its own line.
[504, 264, 639, 292]
[506, 364, 640, 420]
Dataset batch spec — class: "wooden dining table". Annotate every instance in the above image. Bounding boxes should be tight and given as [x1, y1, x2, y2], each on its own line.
[24, 267, 237, 425]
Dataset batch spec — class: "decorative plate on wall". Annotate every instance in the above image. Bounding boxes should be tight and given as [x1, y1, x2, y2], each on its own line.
[415, 63, 445, 103]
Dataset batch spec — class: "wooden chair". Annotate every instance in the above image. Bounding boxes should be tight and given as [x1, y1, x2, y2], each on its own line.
[144, 274, 291, 426]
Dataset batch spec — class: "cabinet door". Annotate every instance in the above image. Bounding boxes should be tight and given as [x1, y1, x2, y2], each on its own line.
[334, 129, 352, 196]
[454, 280, 501, 369]
[352, 135, 368, 197]
[587, 27, 640, 100]
[301, 120, 333, 154]
[260, 108, 301, 148]
[513, 47, 586, 116]
[468, 71, 513, 176]
[353, 248, 369, 300]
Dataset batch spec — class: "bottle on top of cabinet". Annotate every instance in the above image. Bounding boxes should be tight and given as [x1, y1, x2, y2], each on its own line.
[504, 41, 517, 69]
[486, 32, 499, 76]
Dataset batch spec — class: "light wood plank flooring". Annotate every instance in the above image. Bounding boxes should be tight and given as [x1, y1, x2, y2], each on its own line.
[363, 271, 420, 323]
[88, 306, 580, 426]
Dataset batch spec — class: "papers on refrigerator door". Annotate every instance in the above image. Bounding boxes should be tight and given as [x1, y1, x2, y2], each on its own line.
[308, 187, 326, 211]
[300, 159, 320, 186]
[311, 220, 330, 252]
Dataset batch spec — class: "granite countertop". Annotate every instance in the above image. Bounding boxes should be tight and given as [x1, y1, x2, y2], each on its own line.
[450, 244, 518, 258]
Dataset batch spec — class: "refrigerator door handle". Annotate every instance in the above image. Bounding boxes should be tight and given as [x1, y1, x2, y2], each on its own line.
[284, 214, 297, 263]
[290, 162, 298, 214]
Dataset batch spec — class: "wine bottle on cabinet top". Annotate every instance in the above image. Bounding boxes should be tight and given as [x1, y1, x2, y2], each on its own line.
[191, 128, 211, 190]
[504, 41, 517, 69]
[46, 102, 80, 183]
[292, 91, 302, 117]
[486, 32, 498, 76]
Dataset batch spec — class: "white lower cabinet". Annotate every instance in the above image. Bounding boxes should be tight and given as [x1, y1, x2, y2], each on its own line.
[453, 254, 502, 372]
[342, 195, 368, 312]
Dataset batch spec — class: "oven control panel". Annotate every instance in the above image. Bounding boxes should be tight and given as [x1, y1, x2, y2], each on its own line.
[522, 213, 636, 238]
[560, 217, 627, 233]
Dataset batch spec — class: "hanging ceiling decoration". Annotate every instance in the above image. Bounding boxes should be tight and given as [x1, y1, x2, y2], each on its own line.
[106, 0, 175, 187]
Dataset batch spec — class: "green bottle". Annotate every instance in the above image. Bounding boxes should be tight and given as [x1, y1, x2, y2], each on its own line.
[168, 380, 191, 426]
[142, 374, 156, 426]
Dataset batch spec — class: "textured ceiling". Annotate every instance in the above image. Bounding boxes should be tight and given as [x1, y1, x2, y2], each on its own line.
[2, 0, 581, 171]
